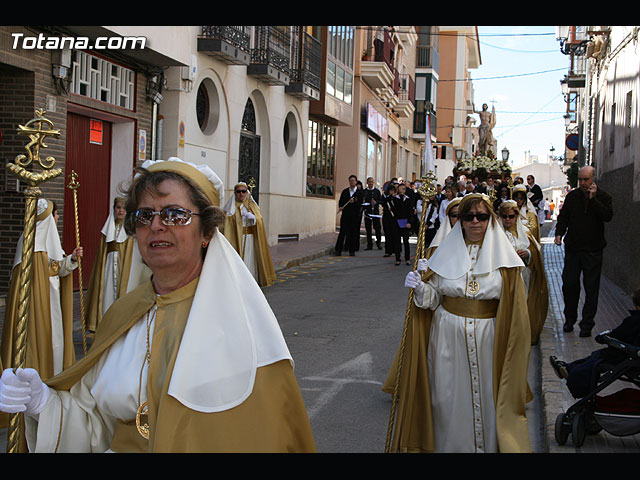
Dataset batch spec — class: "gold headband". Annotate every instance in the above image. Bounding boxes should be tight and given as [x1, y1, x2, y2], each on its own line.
[146, 161, 220, 207]
[446, 197, 461, 216]
[459, 193, 494, 212]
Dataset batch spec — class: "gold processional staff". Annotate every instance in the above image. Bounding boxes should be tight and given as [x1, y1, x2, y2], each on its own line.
[67, 170, 88, 356]
[5, 109, 63, 453]
[241, 177, 256, 260]
[384, 171, 437, 453]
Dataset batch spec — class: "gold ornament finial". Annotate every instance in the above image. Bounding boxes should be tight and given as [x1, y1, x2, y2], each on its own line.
[15, 108, 61, 171]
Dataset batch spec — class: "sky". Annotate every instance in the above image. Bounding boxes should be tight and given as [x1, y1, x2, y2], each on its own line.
[470, 26, 569, 167]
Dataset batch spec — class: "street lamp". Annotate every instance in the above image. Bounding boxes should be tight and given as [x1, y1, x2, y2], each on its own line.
[556, 25, 590, 56]
[501, 146, 510, 162]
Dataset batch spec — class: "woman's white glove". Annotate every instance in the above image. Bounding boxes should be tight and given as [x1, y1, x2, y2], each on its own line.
[404, 271, 424, 296]
[0, 368, 50, 416]
[242, 211, 256, 225]
[417, 258, 428, 272]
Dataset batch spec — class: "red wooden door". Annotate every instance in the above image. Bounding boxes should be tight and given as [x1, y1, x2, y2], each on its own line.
[63, 112, 112, 290]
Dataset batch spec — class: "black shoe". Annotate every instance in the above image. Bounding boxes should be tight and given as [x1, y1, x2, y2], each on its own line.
[349, 252, 356, 256]
[549, 356, 569, 380]
[334, 251, 341, 256]
[383, 253, 391, 257]
[365, 246, 373, 250]
[563, 321, 574, 332]
[579, 328, 592, 338]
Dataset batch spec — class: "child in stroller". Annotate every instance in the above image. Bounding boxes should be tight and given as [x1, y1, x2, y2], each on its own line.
[549, 287, 640, 446]
[550, 288, 640, 398]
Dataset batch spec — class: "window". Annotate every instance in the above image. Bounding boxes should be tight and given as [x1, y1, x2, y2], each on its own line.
[307, 119, 336, 197]
[326, 26, 354, 105]
[71, 51, 135, 110]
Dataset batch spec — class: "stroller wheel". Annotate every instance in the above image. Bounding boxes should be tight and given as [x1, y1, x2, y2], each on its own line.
[555, 413, 570, 445]
[572, 412, 587, 447]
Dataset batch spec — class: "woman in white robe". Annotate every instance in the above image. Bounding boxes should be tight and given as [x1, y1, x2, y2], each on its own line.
[393, 193, 531, 453]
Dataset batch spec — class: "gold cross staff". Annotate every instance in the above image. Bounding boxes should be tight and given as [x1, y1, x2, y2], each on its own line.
[5, 109, 63, 453]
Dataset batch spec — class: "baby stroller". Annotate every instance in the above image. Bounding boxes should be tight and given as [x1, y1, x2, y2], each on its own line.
[554, 332, 640, 447]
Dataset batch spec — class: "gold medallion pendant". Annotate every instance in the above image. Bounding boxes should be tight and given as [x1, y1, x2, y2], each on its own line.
[467, 278, 480, 296]
[136, 401, 150, 439]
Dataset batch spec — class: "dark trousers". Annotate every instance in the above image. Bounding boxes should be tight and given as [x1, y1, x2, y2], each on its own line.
[335, 214, 360, 254]
[364, 215, 381, 249]
[395, 225, 411, 262]
[562, 248, 604, 332]
[382, 216, 396, 255]
[424, 226, 437, 250]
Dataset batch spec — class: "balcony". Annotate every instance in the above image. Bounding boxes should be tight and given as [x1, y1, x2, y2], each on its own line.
[247, 26, 290, 86]
[395, 74, 415, 118]
[285, 29, 321, 101]
[361, 29, 395, 91]
[197, 26, 250, 65]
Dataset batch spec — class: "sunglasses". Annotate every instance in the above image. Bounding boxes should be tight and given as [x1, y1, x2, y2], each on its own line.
[448, 213, 458, 218]
[501, 214, 516, 219]
[461, 212, 491, 222]
[235, 190, 247, 194]
[135, 207, 200, 227]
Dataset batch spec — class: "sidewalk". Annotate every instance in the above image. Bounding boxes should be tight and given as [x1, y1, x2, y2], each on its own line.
[539, 232, 640, 453]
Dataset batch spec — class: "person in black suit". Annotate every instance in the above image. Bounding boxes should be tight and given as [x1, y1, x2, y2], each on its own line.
[334, 175, 363, 256]
[554, 166, 613, 337]
[393, 183, 414, 266]
[362, 177, 383, 250]
[526, 174, 543, 211]
[381, 183, 398, 258]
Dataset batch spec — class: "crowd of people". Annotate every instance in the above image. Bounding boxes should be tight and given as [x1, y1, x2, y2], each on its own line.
[0, 157, 627, 453]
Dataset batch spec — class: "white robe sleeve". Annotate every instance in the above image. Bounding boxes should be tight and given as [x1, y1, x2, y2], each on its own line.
[57, 255, 79, 278]
[413, 275, 442, 310]
[24, 354, 117, 453]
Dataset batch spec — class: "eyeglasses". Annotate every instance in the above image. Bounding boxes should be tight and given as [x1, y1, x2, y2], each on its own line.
[135, 207, 200, 227]
[235, 190, 247, 194]
[461, 212, 490, 222]
[501, 214, 516, 219]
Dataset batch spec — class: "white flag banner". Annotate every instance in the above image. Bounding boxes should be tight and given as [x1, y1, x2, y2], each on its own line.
[423, 114, 435, 173]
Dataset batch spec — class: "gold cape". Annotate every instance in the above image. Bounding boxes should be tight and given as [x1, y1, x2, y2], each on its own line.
[0, 252, 76, 429]
[525, 211, 541, 243]
[524, 230, 549, 345]
[223, 200, 277, 287]
[43, 278, 316, 453]
[384, 267, 531, 453]
[85, 234, 135, 331]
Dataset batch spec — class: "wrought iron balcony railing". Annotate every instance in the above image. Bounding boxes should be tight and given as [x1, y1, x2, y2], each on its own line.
[198, 26, 251, 65]
[252, 26, 291, 70]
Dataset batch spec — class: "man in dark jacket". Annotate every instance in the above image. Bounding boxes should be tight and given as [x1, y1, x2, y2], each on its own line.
[362, 177, 383, 250]
[334, 175, 363, 256]
[554, 166, 613, 337]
